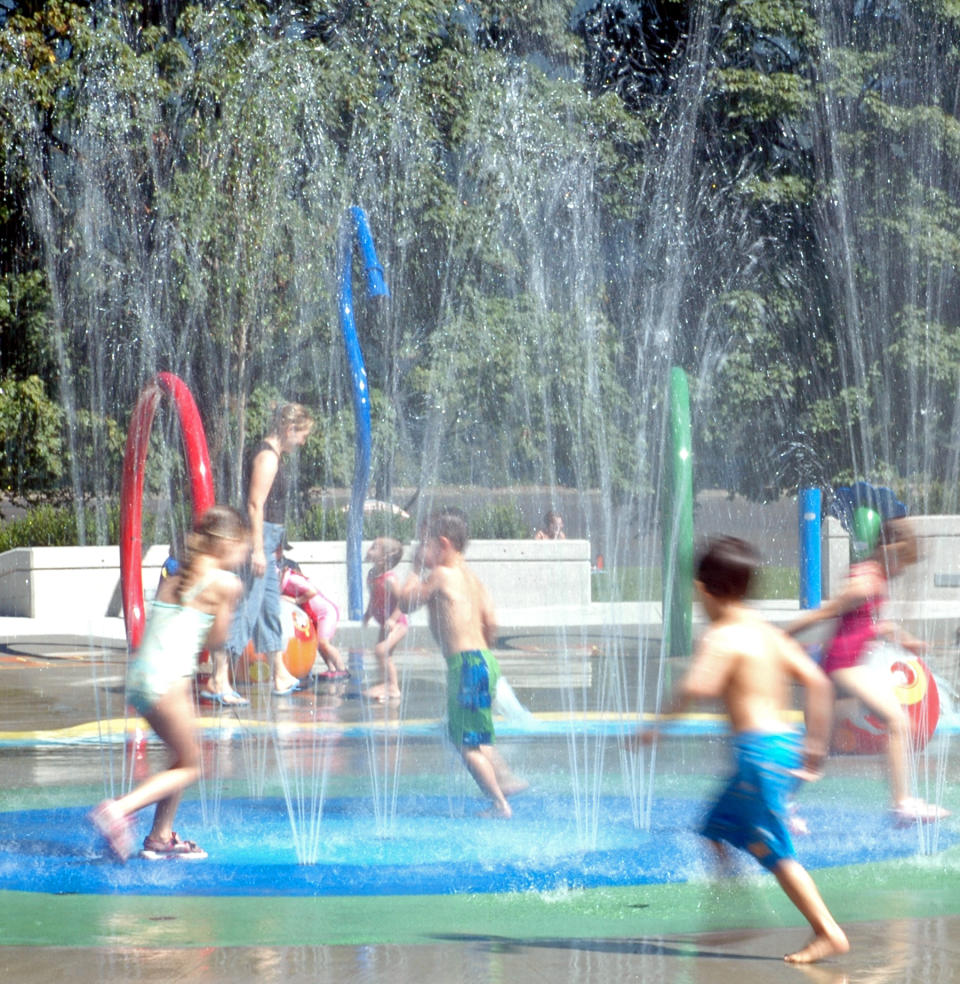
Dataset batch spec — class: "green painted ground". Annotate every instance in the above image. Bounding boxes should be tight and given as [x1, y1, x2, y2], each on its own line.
[2, 849, 960, 948]
[4, 746, 957, 948]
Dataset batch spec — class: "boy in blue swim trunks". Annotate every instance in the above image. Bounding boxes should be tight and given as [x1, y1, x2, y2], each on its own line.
[392, 508, 526, 817]
[643, 536, 848, 964]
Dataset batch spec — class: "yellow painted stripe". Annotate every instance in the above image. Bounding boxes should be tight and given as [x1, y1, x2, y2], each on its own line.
[0, 708, 802, 744]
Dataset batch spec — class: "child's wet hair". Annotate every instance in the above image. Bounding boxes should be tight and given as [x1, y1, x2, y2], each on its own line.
[427, 507, 469, 552]
[185, 505, 247, 559]
[177, 505, 247, 595]
[695, 536, 760, 601]
[375, 537, 405, 570]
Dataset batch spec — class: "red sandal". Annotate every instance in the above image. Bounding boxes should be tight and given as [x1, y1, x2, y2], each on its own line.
[140, 831, 208, 860]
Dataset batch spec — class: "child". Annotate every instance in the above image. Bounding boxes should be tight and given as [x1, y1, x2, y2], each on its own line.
[533, 509, 565, 540]
[644, 536, 848, 964]
[786, 517, 948, 824]
[362, 537, 408, 701]
[391, 509, 526, 818]
[89, 505, 248, 861]
[278, 552, 349, 679]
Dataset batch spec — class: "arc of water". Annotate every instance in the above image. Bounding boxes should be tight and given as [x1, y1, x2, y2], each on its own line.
[119, 371, 215, 651]
[338, 206, 390, 620]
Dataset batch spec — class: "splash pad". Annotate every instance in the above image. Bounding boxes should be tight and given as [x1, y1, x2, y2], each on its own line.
[1, 634, 959, 947]
[2, 788, 952, 900]
[0, 373, 943, 945]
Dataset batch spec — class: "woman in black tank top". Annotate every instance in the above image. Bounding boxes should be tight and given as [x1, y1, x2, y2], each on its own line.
[204, 403, 314, 701]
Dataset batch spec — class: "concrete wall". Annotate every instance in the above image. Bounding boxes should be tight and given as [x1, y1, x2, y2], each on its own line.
[821, 514, 960, 603]
[819, 514, 960, 648]
[820, 516, 849, 600]
[0, 538, 593, 624]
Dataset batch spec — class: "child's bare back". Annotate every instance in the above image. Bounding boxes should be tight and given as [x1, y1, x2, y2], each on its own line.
[424, 558, 496, 659]
[692, 612, 813, 738]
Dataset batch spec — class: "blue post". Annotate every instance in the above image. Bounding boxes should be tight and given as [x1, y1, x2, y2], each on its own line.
[798, 487, 822, 609]
[339, 207, 389, 620]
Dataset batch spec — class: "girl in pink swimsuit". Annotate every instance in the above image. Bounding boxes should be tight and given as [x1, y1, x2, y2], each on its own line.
[279, 555, 349, 678]
[819, 559, 888, 675]
[363, 537, 408, 701]
[788, 518, 947, 824]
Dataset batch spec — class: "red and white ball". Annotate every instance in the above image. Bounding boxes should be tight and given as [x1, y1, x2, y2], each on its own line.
[832, 642, 940, 754]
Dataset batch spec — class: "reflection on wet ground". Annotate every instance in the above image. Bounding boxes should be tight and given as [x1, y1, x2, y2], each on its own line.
[2, 632, 960, 981]
[3, 916, 960, 983]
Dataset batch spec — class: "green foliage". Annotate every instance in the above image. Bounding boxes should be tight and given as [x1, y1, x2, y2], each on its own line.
[590, 563, 796, 603]
[0, 270, 54, 380]
[464, 502, 529, 540]
[3, 0, 960, 517]
[361, 509, 415, 543]
[591, 566, 661, 603]
[294, 503, 348, 542]
[66, 408, 126, 493]
[0, 374, 63, 492]
[0, 499, 127, 549]
[293, 502, 416, 543]
[0, 502, 86, 551]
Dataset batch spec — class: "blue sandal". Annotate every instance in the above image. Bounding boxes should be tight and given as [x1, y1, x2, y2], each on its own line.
[199, 689, 249, 707]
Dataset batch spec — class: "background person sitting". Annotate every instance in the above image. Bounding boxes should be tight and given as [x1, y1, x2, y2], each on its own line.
[534, 509, 565, 540]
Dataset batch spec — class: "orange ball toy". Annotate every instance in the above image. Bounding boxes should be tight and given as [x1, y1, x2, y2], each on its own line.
[279, 597, 318, 679]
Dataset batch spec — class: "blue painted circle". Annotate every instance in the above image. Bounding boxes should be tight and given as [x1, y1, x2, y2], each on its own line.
[0, 795, 948, 896]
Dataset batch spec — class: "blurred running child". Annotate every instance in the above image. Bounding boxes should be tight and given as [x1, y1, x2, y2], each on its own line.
[278, 550, 348, 679]
[392, 509, 526, 818]
[643, 536, 848, 964]
[89, 505, 248, 861]
[363, 537, 408, 701]
[786, 517, 948, 824]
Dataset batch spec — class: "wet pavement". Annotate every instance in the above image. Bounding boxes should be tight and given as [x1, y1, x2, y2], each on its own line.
[2, 917, 960, 983]
[2, 623, 960, 982]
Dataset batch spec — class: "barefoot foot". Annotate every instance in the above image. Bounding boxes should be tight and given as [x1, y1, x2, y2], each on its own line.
[784, 927, 850, 964]
[478, 802, 512, 819]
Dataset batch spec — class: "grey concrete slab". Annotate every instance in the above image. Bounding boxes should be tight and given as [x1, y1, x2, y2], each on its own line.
[3, 916, 960, 984]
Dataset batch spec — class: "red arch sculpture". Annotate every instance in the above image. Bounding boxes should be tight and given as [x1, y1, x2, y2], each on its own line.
[120, 372, 215, 650]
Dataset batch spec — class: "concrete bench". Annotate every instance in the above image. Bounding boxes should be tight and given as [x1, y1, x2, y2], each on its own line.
[0, 539, 594, 629]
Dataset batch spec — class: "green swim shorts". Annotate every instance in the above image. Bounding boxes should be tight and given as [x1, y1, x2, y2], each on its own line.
[446, 649, 501, 747]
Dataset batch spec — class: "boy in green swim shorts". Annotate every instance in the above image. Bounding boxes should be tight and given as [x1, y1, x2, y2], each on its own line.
[641, 536, 848, 965]
[393, 508, 525, 817]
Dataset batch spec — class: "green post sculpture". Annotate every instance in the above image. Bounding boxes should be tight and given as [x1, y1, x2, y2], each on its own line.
[662, 367, 694, 658]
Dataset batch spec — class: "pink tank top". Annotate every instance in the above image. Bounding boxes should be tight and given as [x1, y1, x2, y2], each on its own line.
[280, 565, 339, 641]
[368, 569, 407, 626]
[822, 560, 887, 674]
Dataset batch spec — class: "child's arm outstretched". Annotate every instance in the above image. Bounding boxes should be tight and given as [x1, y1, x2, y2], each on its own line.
[392, 560, 440, 614]
[785, 565, 880, 638]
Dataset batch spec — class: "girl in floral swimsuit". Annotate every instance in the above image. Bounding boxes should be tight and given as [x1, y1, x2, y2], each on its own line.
[90, 506, 247, 861]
